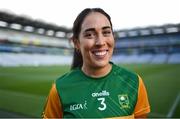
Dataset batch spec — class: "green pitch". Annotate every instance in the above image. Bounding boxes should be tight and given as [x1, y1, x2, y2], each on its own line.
[0, 64, 179, 117]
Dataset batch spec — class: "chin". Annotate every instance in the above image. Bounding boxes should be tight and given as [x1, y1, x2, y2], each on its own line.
[93, 60, 109, 68]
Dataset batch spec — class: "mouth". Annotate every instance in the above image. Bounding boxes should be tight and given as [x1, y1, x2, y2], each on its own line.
[92, 49, 108, 58]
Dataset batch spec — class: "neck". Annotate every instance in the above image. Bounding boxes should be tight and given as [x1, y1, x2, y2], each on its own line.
[81, 63, 112, 78]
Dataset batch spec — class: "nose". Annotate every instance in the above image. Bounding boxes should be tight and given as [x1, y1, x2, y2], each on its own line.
[95, 34, 105, 46]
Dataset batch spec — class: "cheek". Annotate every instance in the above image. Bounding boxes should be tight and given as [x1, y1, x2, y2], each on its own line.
[108, 38, 115, 49]
[79, 39, 94, 52]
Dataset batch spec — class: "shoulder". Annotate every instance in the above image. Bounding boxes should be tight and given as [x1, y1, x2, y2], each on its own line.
[55, 68, 81, 84]
[112, 63, 139, 87]
[113, 63, 138, 79]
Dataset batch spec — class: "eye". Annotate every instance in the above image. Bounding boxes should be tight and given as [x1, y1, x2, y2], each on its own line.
[84, 32, 95, 39]
[84, 33, 92, 37]
[103, 30, 112, 36]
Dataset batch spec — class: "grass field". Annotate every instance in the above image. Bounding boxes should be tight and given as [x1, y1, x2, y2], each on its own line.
[0, 64, 179, 117]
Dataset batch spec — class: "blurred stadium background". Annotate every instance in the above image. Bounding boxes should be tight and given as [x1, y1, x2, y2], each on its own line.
[0, 11, 179, 118]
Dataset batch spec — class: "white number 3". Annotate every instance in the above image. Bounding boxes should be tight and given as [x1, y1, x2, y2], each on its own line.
[97, 97, 106, 111]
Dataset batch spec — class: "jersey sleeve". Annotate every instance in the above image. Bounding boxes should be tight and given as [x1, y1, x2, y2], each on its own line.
[42, 83, 63, 118]
[134, 75, 150, 117]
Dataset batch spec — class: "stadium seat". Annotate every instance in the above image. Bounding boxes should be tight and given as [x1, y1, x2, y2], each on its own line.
[0, 53, 73, 66]
[168, 53, 180, 64]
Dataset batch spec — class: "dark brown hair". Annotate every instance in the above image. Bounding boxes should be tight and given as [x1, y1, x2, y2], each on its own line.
[71, 8, 113, 70]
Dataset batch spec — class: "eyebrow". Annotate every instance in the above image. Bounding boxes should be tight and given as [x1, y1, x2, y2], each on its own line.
[83, 26, 111, 33]
[102, 26, 111, 30]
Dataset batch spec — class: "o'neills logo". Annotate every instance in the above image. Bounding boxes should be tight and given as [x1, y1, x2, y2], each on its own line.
[92, 90, 110, 97]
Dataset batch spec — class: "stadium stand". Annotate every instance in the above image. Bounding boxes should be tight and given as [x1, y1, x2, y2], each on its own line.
[113, 24, 180, 64]
[0, 11, 180, 66]
[0, 11, 73, 66]
[112, 54, 154, 64]
[0, 53, 72, 66]
[168, 53, 180, 64]
[151, 54, 169, 64]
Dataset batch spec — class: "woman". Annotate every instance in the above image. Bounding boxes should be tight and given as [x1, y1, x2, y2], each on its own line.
[43, 8, 150, 118]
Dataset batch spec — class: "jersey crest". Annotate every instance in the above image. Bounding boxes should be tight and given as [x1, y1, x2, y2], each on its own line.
[118, 94, 130, 109]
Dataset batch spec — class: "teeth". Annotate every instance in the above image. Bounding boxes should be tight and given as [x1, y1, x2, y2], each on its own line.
[94, 51, 107, 56]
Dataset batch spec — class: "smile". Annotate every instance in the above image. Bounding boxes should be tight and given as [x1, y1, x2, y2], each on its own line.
[94, 51, 107, 56]
[92, 50, 108, 57]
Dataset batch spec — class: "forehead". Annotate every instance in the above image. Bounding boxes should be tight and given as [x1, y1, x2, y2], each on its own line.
[81, 12, 111, 32]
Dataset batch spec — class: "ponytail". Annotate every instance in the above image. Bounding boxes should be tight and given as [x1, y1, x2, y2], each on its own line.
[71, 48, 83, 70]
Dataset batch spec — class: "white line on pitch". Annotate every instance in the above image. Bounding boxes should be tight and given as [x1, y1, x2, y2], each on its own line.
[167, 92, 180, 118]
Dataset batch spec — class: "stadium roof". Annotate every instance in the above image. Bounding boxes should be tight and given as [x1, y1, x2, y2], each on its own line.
[116, 23, 180, 38]
[0, 11, 71, 33]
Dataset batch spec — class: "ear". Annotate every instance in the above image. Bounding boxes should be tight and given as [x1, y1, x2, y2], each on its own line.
[71, 37, 80, 50]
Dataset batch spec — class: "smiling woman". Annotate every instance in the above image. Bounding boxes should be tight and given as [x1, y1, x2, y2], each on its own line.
[73, 11, 114, 78]
[42, 8, 150, 118]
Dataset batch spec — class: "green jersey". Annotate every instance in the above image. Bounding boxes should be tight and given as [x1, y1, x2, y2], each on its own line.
[56, 63, 139, 118]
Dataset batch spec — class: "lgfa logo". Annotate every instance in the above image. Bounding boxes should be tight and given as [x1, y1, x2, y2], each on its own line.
[70, 101, 87, 111]
[118, 94, 130, 109]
